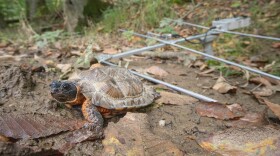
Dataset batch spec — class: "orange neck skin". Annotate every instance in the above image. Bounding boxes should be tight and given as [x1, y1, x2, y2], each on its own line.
[67, 86, 86, 106]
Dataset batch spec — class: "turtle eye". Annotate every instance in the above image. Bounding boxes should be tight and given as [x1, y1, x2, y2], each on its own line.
[62, 83, 70, 90]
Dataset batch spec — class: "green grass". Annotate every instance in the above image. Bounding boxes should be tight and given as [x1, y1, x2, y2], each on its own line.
[206, 60, 243, 77]
[97, 0, 178, 33]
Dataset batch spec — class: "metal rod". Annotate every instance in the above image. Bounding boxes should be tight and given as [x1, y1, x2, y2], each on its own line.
[102, 61, 217, 102]
[108, 33, 207, 61]
[175, 20, 280, 41]
[120, 30, 280, 81]
[215, 29, 280, 41]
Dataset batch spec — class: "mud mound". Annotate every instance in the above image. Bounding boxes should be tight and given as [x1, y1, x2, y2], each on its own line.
[0, 65, 34, 104]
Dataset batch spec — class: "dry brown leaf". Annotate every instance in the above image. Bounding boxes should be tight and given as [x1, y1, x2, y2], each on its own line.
[263, 77, 280, 85]
[0, 135, 9, 142]
[155, 91, 198, 105]
[225, 112, 267, 128]
[0, 54, 27, 62]
[252, 87, 274, 97]
[201, 68, 215, 74]
[272, 42, 280, 48]
[195, 102, 245, 120]
[90, 63, 104, 69]
[103, 48, 118, 54]
[197, 126, 280, 156]
[34, 54, 56, 70]
[70, 50, 82, 56]
[145, 66, 168, 77]
[261, 98, 280, 120]
[59, 128, 103, 153]
[92, 43, 102, 52]
[102, 113, 183, 156]
[0, 42, 8, 48]
[250, 77, 272, 87]
[0, 114, 84, 139]
[193, 60, 206, 68]
[56, 64, 72, 73]
[212, 76, 237, 94]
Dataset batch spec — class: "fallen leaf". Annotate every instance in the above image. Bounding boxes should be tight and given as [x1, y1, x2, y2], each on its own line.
[240, 70, 250, 88]
[90, 63, 104, 69]
[263, 61, 276, 71]
[263, 77, 280, 85]
[0, 114, 84, 139]
[195, 102, 245, 120]
[70, 50, 83, 56]
[0, 42, 8, 48]
[272, 42, 280, 48]
[259, 98, 280, 120]
[103, 48, 118, 54]
[250, 55, 268, 64]
[68, 72, 80, 80]
[155, 91, 198, 105]
[225, 112, 267, 128]
[59, 128, 103, 153]
[250, 77, 272, 87]
[252, 87, 274, 97]
[31, 66, 46, 73]
[0, 54, 27, 62]
[54, 42, 62, 49]
[200, 68, 215, 74]
[92, 43, 102, 52]
[102, 113, 184, 156]
[74, 44, 98, 69]
[213, 76, 237, 94]
[193, 60, 206, 68]
[56, 64, 72, 73]
[0, 135, 9, 142]
[34, 54, 56, 70]
[197, 126, 280, 156]
[270, 85, 280, 92]
[145, 66, 169, 77]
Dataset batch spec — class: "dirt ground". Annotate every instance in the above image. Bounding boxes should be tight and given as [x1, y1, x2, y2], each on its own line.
[0, 52, 279, 155]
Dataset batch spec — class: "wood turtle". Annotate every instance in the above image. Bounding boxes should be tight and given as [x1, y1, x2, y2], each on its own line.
[50, 66, 158, 131]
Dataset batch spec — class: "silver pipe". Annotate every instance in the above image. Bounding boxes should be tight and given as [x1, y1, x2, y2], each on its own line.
[176, 20, 280, 41]
[102, 61, 217, 102]
[215, 29, 280, 41]
[109, 33, 207, 60]
[121, 30, 280, 81]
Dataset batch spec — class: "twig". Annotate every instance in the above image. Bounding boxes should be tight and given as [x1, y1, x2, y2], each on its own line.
[250, 83, 262, 92]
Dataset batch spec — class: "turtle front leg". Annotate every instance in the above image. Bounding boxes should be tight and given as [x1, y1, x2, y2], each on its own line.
[82, 99, 104, 131]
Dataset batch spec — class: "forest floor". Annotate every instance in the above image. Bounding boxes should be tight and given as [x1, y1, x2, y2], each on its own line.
[0, 0, 280, 155]
[0, 33, 280, 155]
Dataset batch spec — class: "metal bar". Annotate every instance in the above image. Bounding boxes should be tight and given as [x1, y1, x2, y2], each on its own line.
[102, 61, 217, 102]
[107, 33, 207, 61]
[120, 30, 280, 81]
[175, 20, 280, 41]
[214, 29, 280, 41]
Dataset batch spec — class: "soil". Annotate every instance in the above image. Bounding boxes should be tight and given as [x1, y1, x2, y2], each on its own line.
[0, 55, 279, 156]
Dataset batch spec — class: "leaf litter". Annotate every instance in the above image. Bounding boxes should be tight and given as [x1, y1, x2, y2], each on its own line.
[102, 112, 184, 156]
[197, 126, 280, 156]
[0, 2, 279, 155]
[0, 113, 85, 139]
[212, 76, 237, 94]
[155, 91, 198, 105]
[195, 102, 245, 120]
[145, 66, 169, 77]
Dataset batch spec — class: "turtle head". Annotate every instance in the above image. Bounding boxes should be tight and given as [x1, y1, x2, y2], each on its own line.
[50, 80, 78, 103]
